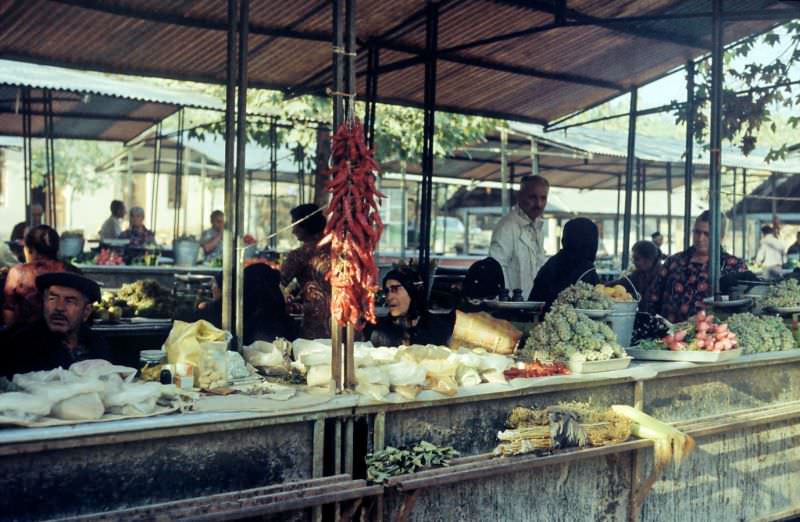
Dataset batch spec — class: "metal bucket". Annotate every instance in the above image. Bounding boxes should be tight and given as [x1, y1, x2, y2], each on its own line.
[58, 235, 84, 259]
[608, 300, 638, 348]
[172, 239, 200, 267]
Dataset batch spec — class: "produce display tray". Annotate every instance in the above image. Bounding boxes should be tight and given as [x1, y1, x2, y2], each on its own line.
[765, 306, 800, 315]
[575, 308, 611, 319]
[703, 297, 752, 308]
[567, 356, 631, 374]
[627, 347, 742, 363]
[484, 300, 545, 311]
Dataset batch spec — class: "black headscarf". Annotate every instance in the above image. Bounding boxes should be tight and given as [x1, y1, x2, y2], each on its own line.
[529, 217, 600, 308]
[197, 263, 298, 343]
[382, 267, 427, 320]
[462, 257, 504, 300]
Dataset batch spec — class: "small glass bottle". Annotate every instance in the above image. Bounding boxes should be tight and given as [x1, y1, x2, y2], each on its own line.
[499, 288, 510, 301]
[511, 289, 524, 302]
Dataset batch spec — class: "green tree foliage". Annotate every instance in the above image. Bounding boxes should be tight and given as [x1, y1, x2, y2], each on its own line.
[673, 21, 800, 160]
[31, 139, 121, 194]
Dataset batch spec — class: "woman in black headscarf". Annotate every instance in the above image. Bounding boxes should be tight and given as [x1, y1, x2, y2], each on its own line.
[529, 217, 600, 309]
[457, 257, 504, 313]
[364, 266, 454, 347]
[197, 263, 298, 344]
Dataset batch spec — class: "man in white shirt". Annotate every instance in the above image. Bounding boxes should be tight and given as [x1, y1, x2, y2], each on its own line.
[755, 224, 785, 280]
[489, 175, 549, 297]
[98, 200, 125, 240]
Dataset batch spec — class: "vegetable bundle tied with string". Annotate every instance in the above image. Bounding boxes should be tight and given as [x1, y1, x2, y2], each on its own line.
[320, 119, 385, 329]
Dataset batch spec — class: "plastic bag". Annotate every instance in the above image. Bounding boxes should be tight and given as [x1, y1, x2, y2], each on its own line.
[456, 366, 482, 387]
[0, 392, 52, 420]
[476, 352, 514, 374]
[481, 370, 507, 384]
[356, 366, 387, 385]
[356, 383, 390, 401]
[197, 341, 228, 389]
[370, 347, 399, 365]
[450, 310, 522, 354]
[69, 360, 137, 383]
[242, 341, 284, 368]
[306, 365, 332, 388]
[292, 338, 329, 361]
[103, 382, 163, 415]
[227, 351, 250, 380]
[164, 320, 227, 367]
[384, 361, 427, 387]
[456, 348, 483, 369]
[51, 392, 104, 420]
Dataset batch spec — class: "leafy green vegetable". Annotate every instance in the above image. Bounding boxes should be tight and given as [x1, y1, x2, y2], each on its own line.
[366, 441, 459, 484]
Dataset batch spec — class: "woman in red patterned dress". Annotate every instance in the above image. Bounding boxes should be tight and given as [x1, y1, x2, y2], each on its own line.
[3, 225, 68, 327]
[280, 204, 332, 339]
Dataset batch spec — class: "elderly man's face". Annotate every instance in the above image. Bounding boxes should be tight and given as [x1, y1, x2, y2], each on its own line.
[43, 286, 92, 336]
[517, 180, 549, 221]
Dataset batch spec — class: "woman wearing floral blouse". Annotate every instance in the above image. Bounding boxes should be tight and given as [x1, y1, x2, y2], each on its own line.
[645, 211, 747, 323]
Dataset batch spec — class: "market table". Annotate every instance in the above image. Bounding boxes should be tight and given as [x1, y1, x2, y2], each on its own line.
[3, 351, 800, 521]
[77, 264, 220, 289]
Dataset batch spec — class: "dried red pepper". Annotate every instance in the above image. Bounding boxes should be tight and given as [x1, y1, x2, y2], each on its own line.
[320, 119, 385, 329]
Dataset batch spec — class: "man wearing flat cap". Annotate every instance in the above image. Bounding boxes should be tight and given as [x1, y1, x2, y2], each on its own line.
[1, 272, 111, 378]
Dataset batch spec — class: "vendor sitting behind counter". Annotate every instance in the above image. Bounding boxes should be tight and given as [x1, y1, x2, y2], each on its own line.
[1, 272, 110, 378]
[365, 267, 454, 347]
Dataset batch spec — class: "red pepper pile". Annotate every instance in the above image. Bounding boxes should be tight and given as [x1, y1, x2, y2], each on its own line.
[503, 360, 570, 380]
[320, 119, 384, 329]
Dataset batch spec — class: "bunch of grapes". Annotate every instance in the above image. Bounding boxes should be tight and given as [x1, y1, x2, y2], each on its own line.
[523, 304, 625, 362]
[553, 282, 614, 310]
[727, 313, 795, 354]
[763, 279, 800, 309]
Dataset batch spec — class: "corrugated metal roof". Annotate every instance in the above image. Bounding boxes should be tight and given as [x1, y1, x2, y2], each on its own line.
[382, 122, 800, 190]
[0, 60, 222, 141]
[0, 1, 794, 124]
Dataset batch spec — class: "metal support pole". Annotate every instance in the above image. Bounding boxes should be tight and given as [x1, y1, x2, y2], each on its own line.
[621, 88, 638, 270]
[666, 163, 673, 255]
[636, 161, 641, 241]
[21, 87, 31, 225]
[641, 163, 647, 239]
[500, 128, 509, 214]
[221, 0, 238, 333]
[234, 0, 250, 346]
[332, 0, 345, 130]
[270, 119, 278, 250]
[771, 173, 778, 222]
[401, 162, 408, 258]
[530, 138, 540, 176]
[615, 174, 621, 258]
[684, 60, 696, 252]
[364, 44, 379, 150]
[709, 0, 723, 298]
[742, 168, 747, 259]
[418, 1, 438, 293]
[732, 168, 737, 256]
[150, 127, 162, 234]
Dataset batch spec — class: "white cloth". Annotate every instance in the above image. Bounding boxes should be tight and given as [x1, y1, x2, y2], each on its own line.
[756, 235, 786, 280]
[488, 205, 545, 297]
[98, 216, 123, 240]
[755, 235, 785, 270]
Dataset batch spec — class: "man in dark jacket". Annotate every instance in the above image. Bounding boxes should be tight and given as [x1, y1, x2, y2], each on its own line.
[1, 272, 110, 378]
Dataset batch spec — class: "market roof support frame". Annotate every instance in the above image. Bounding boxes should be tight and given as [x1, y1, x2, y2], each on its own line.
[22, 87, 32, 226]
[684, 60, 696, 252]
[222, 0, 239, 335]
[621, 88, 638, 270]
[418, 1, 439, 294]
[234, 0, 250, 347]
[709, 0, 724, 299]
[732, 167, 737, 256]
[666, 162, 673, 256]
[742, 168, 748, 259]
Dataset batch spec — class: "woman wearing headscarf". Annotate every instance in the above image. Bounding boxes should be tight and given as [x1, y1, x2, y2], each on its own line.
[529, 217, 600, 309]
[457, 257, 504, 313]
[197, 263, 297, 344]
[364, 266, 455, 347]
[612, 240, 662, 311]
[3, 225, 69, 327]
[280, 203, 331, 339]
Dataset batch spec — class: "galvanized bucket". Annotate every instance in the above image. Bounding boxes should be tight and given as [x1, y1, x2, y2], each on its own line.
[607, 276, 640, 347]
[58, 235, 84, 260]
[173, 238, 200, 267]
